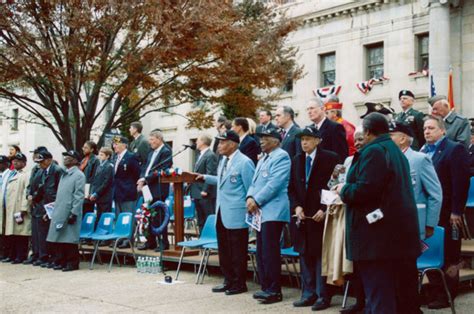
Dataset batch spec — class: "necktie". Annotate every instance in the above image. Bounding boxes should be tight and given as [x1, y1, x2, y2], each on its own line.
[280, 130, 287, 141]
[398, 111, 406, 121]
[426, 144, 436, 153]
[145, 150, 159, 176]
[305, 156, 312, 182]
[115, 154, 122, 173]
[220, 157, 229, 181]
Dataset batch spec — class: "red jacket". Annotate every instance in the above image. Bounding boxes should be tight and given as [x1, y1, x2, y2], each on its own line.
[338, 118, 356, 156]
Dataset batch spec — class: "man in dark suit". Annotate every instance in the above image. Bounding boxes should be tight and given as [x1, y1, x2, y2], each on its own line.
[421, 115, 470, 309]
[81, 141, 100, 214]
[275, 106, 302, 160]
[470, 128, 474, 176]
[89, 147, 115, 217]
[256, 110, 276, 133]
[112, 136, 141, 215]
[129, 121, 151, 168]
[137, 130, 172, 251]
[28, 151, 64, 267]
[232, 117, 260, 165]
[307, 98, 348, 162]
[189, 134, 218, 231]
[289, 126, 339, 310]
[337, 113, 421, 314]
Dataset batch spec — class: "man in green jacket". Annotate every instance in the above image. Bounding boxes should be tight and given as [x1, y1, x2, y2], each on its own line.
[336, 113, 421, 313]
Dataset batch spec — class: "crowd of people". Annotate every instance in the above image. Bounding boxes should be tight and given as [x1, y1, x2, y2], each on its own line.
[0, 90, 474, 313]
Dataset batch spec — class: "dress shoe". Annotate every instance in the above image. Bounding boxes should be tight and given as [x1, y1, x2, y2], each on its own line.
[225, 286, 248, 295]
[11, 259, 23, 264]
[259, 292, 283, 304]
[137, 243, 154, 251]
[32, 260, 44, 266]
[253, 290, 268, 300]
[1, 257, 12, 263]
[340, 303, 365, 313]
[312, 299, 331, 311]
[118, 242, 131, 249]
[53, 264, 64, 270]
[427, 299, 450, 309]
[62, 263, 79, 272]
[22, 257, 36, 265]
[212, 284, 231, 293]
[293, 297, 317, 307]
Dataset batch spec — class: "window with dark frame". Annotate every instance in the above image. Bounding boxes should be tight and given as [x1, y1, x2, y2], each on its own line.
[320, 52, 336, 86]
[366, 43, 384, 79]
[418, 34, 429, 71]
[11, 108, 19, 131]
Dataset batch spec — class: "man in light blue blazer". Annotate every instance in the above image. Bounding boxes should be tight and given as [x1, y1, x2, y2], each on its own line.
[197, 130, 255, 296]
[247, 128, 291, 304]
[390, 121, 442, 239]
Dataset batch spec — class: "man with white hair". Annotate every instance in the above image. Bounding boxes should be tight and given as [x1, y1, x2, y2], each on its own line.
[428, 95, 470, 148]
[306, 97, 348, 162]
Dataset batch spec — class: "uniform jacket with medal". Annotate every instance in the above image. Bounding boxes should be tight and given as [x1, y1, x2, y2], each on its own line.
[289, 149, 339, 256]
[247, 147, 291, 223]
[395, 107, 425, 150]
[1, 168, 31, 236]
[47, 166, 85, 244]
[341, 134, 421, 261]
[114, 150, 141, 203]
[204, 150, 255, 229]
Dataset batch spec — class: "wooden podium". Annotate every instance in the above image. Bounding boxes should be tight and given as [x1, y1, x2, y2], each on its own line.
[160, 171, 199, 257]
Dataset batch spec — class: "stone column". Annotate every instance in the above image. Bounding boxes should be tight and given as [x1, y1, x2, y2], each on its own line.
[428, 0, 450, 97]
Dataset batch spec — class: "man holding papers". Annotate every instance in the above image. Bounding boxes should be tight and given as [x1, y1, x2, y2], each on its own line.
[288, 126, 339, 310]
[196, 130, 255, 296]
[247, 128, 291, 304]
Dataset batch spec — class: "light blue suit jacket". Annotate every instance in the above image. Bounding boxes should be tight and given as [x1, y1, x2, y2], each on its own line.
[247, 147, 291, 223]
[405, 148, 442, 239]
[204, 150, 255, 229]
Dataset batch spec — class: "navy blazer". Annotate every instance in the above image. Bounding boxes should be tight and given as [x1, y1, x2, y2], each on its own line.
[113, 151, 141, 203]
[289, 149, 339, 256]
[141, 145, 173, 202]
[421, 137, 470, 217]
[316, 118, 348, 163]
[239, 135, 261, 165]
[82, 154, 100, 184]
[91, 160, 114, 205]
[281, 124, 302, 160]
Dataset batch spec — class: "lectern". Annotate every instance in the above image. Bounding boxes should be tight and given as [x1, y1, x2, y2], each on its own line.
[160, 171, 199, 256]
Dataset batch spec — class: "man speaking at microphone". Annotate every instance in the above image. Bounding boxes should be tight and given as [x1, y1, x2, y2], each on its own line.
[137, 129, 173, 251]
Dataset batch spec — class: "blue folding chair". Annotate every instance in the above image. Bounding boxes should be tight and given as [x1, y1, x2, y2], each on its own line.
[417, 226, 455, 314]
[90, 213, 136, 272]
[80, 213, 97, 240]
[467, 177, 474, 208]
[175, 214, 217, 281]
[88, 212, 115, 270]
[281, 247, 300, 288]
[183, 195, 199, 238]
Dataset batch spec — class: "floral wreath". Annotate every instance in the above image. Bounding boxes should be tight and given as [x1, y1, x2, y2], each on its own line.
[135, 201, 170, 237]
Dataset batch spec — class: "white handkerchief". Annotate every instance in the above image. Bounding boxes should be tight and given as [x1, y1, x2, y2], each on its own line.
[142, 185, 153, 203]
[44, 202, 55, 219]
[321, 189, 339, 205]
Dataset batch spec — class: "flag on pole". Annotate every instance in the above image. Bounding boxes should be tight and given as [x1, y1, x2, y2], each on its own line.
[429, 74, 436, 97]
[447, 67, 454, 109]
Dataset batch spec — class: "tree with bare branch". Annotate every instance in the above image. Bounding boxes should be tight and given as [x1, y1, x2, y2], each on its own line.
[0, 0, 301, 150]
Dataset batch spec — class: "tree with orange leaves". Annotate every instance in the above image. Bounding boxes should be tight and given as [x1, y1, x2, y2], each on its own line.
[0, 0, 301, 150]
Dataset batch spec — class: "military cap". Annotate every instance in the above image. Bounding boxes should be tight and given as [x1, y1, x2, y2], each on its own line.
[296, 125, 322, 139]
[360, 102, 394, 119]
[113, 135, 129, 145]
[34, 151, 53, 162]
[324, 102, 343, 111]
[256, 128, 282, 142]
[30, 146, 48, 154]
[0, 155, 9, 164]
[428, 95, 447, 106]
[12, 152, 27, 162]
[389, 121, 414, 138]
[215, 130, 240, 144]
[399, 90, 415, 99]
[62, 150, 81, 161]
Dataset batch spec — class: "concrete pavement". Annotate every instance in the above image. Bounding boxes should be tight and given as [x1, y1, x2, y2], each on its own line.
[0, 262, 472, 313]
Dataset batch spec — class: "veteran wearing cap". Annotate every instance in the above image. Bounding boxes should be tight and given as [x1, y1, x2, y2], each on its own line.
[28, 151, 64, 267]
[289, 126, 339, 310]
[46, 150, 85, 272]
[247, 128, 291, 304]
[395, 90, 426, 150]
[196, 130, 255, 295]
[0, 153, 31, 264]
[428, 95, 471, 148]
[389, 121, 442, 240]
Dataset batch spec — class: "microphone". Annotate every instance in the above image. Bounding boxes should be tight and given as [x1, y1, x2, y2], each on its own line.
[183, 143, 196, 150]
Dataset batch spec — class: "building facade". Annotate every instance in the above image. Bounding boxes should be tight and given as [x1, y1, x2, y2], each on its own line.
[1, 0, 472, 170]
